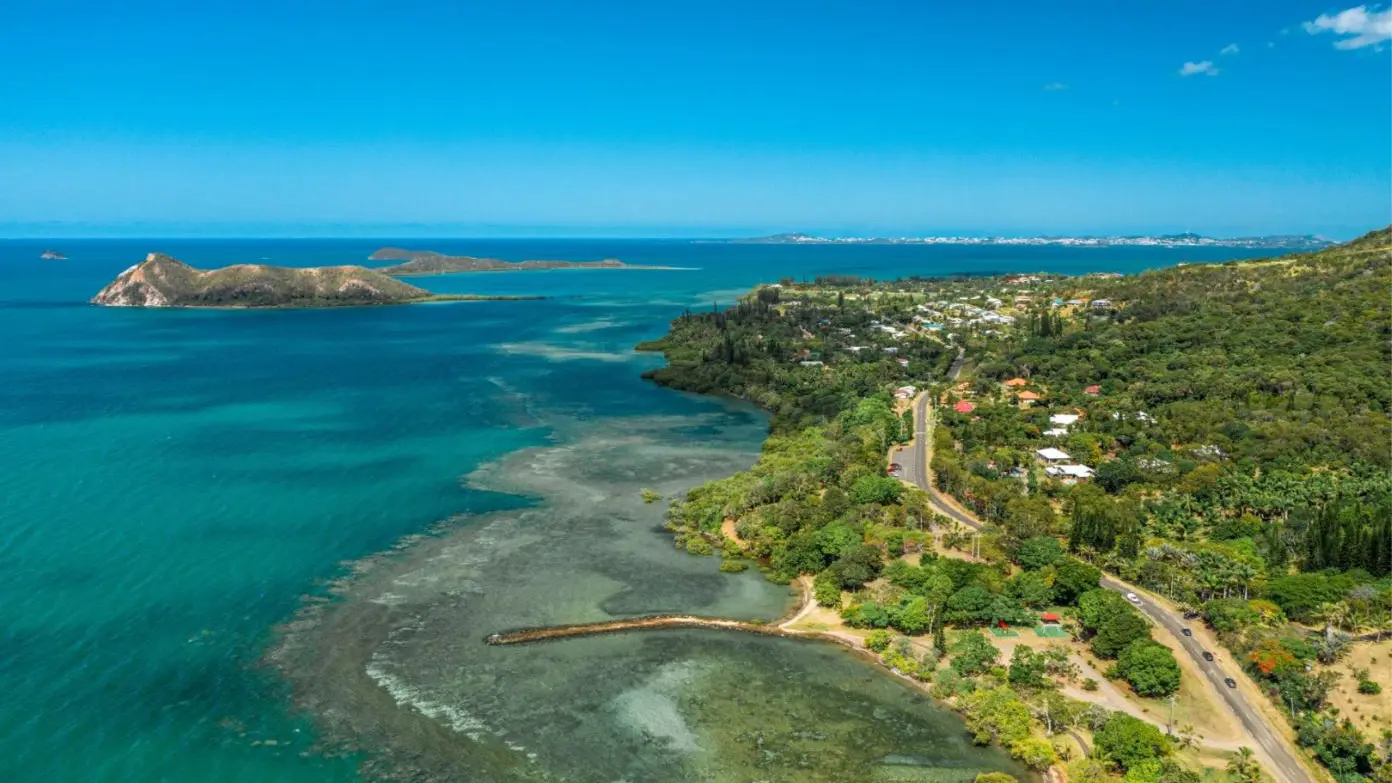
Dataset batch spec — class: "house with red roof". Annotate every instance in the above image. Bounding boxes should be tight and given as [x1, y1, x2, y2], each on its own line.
[954, 400, 975, 414]
[1003, 377, 1028, 388]
[1084, 385, 1101, 396]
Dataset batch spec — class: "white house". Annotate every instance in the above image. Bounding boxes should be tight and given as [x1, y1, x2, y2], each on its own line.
[1036, 447, 1071, 463]
[1043, 428, 1069, 438]
[1046, 464, 1095, 484]
[893, 385, 917, 399]
[1049, 413, 1080, 427]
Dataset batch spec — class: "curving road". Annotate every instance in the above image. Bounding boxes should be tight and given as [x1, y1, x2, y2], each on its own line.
[898, 391, 1312, 783]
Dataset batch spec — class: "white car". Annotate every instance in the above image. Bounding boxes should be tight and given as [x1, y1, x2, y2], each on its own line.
[1125, 592, 1141, 605]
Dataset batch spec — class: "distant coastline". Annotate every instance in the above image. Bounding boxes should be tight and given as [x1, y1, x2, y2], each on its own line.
[714, 231, 1332, 250]
[370, 247, 681, 275]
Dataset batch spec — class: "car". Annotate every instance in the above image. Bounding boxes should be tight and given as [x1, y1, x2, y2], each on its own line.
[1181, 628, 1193, 637]
[1182, 611, 1200, 620]
[1202, 651, 1215, 662]
[1125, 592, 1141, 605]
[1224, 678, 1237, 689]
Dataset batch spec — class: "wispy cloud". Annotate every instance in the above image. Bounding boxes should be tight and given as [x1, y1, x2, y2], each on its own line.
[1220, 43, 1240, 55]
[1303, 5, 1392, 49]
[1042, 82, 1069, 91]
[1179, 60, 1220, 76]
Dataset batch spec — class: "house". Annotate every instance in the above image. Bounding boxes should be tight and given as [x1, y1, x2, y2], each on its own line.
[1049, 413, 1080, 427]
[1090, 299, 1114, 309]
[1040, 612, 1062, 625]
[893, 386, 917, 399]
[1003, 378, 1029, 388]
[1046, 464, 1095, 483]
[799, 360, 824, 367]
[1083, 385, 1101, 396]
[1043, 428, 1069, 438]
[954, 401, 976, 414]
[896, 357, 910, 367]
[1017, 391, 1042, 404]
[1035, 447, 1071, 463]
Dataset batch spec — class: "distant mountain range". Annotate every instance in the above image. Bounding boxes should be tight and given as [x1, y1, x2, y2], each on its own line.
[724, 232, 1333, 250]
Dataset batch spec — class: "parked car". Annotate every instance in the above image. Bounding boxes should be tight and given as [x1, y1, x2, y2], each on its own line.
[887, 463, 903, 476]
[1181, 628, 1193, 637]
[1183, 611, 1200, 620]
[1202, 651, 1215, 662]
[1224, 678, 1237, 688]
[1125, 592, 1141, 605]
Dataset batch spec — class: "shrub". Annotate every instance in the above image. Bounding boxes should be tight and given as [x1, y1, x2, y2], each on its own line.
[685, 537, 714, 556]
[718, 559, 748, 573]
[1357, 680, 1381, 695]
[865, 629, 893, 652]
[1082, 678, 1099, 691]
[1094, 713, 1172, 771]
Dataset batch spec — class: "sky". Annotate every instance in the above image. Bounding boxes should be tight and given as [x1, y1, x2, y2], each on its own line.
[1, 0, 1389, 238]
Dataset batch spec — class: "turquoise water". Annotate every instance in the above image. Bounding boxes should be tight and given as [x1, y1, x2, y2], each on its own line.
[0, 239, 1268, 782]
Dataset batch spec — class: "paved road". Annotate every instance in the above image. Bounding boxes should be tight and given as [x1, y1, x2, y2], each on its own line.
[903, 392, 1312, 783]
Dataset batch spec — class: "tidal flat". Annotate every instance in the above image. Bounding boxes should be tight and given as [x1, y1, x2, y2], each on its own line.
[269, 406, 1026, 782]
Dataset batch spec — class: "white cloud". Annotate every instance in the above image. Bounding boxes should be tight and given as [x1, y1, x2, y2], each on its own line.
[1220, 43, 1240, 55]
[1179, 60, 1220, 76]
[1043, 82, 1069, 91]
[1303, 5, 1392, 49]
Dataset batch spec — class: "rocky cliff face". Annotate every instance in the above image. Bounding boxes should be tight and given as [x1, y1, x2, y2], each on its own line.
[92, 253, 434, 308]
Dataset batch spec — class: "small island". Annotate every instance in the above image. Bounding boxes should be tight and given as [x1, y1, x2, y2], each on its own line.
[41, 249, 67, 260]
[91, 253, 542, 308]
[369, 247, 673, 276]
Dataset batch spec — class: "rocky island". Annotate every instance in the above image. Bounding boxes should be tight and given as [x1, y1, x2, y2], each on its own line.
[41, 249, 67, 260]
[369, 247, 671, 275]
[91, 253, 539, 308]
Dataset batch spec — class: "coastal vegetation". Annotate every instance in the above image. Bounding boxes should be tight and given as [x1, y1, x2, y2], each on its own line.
[637, 227, 1392, 783]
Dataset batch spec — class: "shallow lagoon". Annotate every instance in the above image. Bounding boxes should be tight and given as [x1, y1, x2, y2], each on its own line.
[0, 239, 1264, 781]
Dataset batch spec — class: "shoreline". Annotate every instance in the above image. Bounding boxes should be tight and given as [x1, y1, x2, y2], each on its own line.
[92, 294, 547, 310]
[385, 265, 691, 277]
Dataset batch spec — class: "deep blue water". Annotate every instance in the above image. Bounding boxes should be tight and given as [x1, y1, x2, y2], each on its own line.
[0, 239, 1269, 782]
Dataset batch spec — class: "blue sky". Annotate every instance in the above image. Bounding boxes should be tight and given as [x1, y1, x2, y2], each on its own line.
[1, 1, 1388, 238]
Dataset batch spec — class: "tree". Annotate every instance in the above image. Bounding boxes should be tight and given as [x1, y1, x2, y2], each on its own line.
[1007, 570, 1055, 608]
[1010, 737, 1059, 771]
[975, 774, 1018, 783]
[1008, 644, 1050, 688]
[813, 570, 842, 607]
[1094, 713, 1173, 772]
[1116, 640, 1181, 697]
[1053, 558, 1102, 605]
[891, 595, 932, 635]
[951, 630, 1001, 676]
[1078, 589, 1135, 632]
[960, 686, 1032, 745]
[1092, 611, 1152, 659]
[1226, 747, 1261, 783]
[831, 544, 883, 588]
[1018, 536, 1065, 570]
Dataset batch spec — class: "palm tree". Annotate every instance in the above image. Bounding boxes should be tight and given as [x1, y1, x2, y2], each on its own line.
[1227, 747, 1261, 783]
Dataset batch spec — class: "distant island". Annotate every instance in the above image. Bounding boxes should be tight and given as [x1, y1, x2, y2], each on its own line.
[369, 247, 674, 275]
[722, 232, 1332, 249]
[41, 250, 66, 260]
[91, 253, 542, 309]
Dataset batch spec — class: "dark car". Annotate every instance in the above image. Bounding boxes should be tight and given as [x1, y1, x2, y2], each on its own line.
[1181, 628, 1193, 637]
[1182, 611, 1200, 620]
[1202, 651, 1215, 662]
[1224, 678, 1237, 688]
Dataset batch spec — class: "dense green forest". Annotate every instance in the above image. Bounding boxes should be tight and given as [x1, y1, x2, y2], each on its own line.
[638, 228, 1392, 783]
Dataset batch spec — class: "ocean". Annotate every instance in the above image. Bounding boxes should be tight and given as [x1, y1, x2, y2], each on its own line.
[0, 239, 1269, 782]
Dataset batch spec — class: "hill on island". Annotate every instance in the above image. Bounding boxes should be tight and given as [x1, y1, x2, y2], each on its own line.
[369, 247, 647, 275]
[92, 253, 439, 308]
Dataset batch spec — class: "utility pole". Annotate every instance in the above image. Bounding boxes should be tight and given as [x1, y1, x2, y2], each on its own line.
[1167, 695, 1176, 734]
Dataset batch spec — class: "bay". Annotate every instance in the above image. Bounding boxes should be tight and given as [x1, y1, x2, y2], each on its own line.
[0, 239, 1268, 781]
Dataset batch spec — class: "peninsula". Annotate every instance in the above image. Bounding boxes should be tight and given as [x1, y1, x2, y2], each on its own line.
[369, 247, 671, 275]
[91, 253, 540, 308]
[723, 232, 1332, 249]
